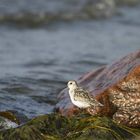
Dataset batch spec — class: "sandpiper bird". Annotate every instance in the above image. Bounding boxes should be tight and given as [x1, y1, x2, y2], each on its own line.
[67, 80, 103, 109]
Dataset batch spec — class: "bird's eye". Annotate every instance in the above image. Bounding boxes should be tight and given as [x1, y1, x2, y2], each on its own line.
[69, 82, 72, 85]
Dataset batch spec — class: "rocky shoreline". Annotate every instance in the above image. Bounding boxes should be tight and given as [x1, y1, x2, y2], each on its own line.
[56, 50, 140, 128]
[0, 51, 140, 139]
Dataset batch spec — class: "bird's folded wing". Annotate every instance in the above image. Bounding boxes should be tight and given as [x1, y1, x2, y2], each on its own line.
[74, 88, 103, 107]
[73, 88, 91, 102]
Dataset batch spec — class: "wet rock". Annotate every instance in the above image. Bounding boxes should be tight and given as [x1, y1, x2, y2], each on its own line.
[0, 116, 18, 130]
[56, 50, 140, 127]
[0, 111, 20, 125]
[0, 110, 29, 125]
[4, 110, 29, 124]
[0, 111, 20, 130]
[0, 110, 29, 131]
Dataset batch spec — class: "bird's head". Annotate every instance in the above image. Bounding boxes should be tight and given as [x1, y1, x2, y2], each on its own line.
[67, 80, 78, 90]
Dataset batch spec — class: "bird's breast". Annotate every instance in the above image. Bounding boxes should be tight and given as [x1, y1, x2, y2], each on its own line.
[69, 90, 90, 108]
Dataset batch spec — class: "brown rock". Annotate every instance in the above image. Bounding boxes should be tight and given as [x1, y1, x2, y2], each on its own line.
[55, 50, 140, 127]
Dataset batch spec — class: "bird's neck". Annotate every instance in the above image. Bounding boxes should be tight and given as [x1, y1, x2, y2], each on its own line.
[69, 86, 77, 93]
[69, 87, 77, 97]
[68, 89, 75, 102]
[69, 88, 74, 94]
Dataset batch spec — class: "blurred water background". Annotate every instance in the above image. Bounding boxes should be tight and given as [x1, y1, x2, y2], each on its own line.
[0, 0, 139, 118]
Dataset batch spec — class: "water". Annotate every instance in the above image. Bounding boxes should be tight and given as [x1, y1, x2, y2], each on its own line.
[0, 6, 140, 118]
[0, 0, 87, 14]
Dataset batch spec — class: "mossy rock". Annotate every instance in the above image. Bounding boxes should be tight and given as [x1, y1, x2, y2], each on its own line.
[0, 113, 139, 140]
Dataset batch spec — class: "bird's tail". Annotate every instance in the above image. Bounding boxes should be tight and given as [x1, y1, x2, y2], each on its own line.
[98, 102, 104, 107]
[91, 98, 104, 107]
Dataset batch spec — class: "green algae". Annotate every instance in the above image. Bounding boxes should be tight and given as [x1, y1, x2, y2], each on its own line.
[0, 113, 139, 140]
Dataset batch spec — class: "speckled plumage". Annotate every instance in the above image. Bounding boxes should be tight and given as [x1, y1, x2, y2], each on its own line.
[67, 81, 103, 108]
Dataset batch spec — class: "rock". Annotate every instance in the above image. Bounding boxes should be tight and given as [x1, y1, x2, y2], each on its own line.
[0, 110, 29, 131]
[55, 50, 140, 127]
[0, 111, 20, 124]
[0, 116, 18, 130]
[0, 111, 22, 130]
[0, 110, 29, 125]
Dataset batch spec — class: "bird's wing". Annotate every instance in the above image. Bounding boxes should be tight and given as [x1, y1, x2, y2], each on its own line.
[74, 88, 103, 107]
[90, 96, 103, 107]
[73, 88, 91, 102]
